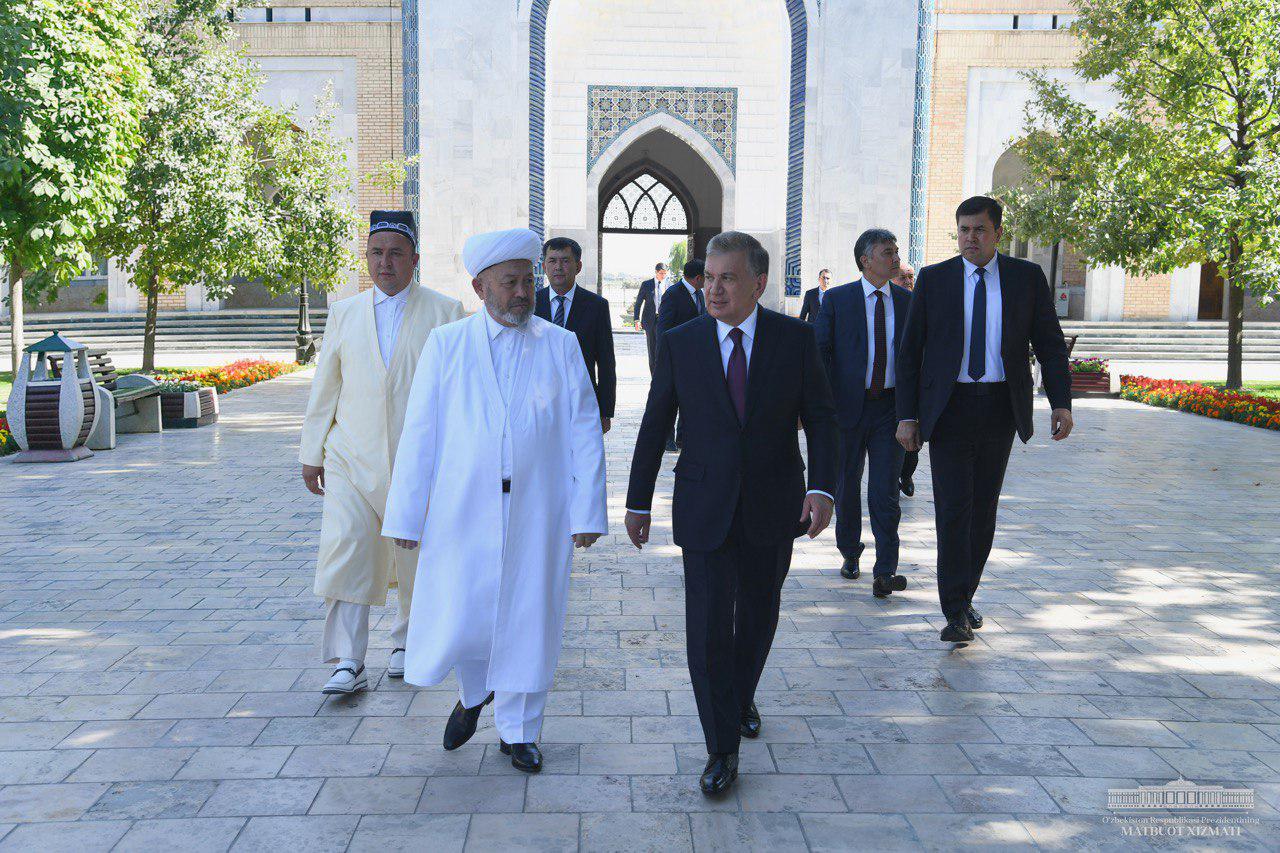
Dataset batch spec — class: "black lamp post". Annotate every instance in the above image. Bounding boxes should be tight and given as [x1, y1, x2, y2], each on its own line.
[296, 273, 315, 364]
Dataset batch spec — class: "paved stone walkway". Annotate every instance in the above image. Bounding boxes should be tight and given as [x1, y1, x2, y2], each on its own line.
[2, 337, 1278, 851]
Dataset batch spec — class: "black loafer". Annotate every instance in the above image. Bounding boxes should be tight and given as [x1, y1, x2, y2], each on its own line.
[500, 740, 543, 773]
[442, 692, 493, 750]
[740, 702, 761, 739]
[966, 606, 983, 630]
[872, 574, 908, 598]
[940, 619, 975, 643]
[900, 477, 914, 497]
[699, 752, 739, 796]
[840, 558, 860, 580]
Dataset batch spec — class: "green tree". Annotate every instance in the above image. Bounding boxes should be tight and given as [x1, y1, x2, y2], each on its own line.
[1004, 0, 1280, 388]
[249, 97, 358, 363]
[668, 238, 688, 280]
[95, 0, 272, 371]
[0, 0, 148, 373]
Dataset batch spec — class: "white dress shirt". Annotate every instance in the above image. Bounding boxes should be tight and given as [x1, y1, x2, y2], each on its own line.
[484, 309, 526, 480]
[858, 278, 896, 390]
[549, 284, 576, 325]
[958, 255, 1005, 383]
[372, 286, 409, 367]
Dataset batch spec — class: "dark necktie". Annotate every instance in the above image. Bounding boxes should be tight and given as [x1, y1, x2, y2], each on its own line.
[694, 289, 705, 315]
[726, 327, 747, 422]
[553, 295, 566, 327]
[968, 268, 987, 381]
[869, 290, 887, 396]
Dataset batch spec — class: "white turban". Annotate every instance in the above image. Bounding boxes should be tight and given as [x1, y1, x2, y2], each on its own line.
[463, 228, 542, 277]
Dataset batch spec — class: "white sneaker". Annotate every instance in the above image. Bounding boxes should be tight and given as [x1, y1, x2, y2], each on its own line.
[322, 663, 367, 695]
[388, 648, 406, 679]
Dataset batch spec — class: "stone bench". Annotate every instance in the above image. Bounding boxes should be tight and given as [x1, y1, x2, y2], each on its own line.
[49, 349, 162, 449]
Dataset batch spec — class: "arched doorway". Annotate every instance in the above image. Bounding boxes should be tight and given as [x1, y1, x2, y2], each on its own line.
[591, 127, 724, 320]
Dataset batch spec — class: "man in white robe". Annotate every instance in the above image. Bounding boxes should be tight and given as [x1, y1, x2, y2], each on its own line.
[383, 228, 608, 773]
[300, 210, 464, 696]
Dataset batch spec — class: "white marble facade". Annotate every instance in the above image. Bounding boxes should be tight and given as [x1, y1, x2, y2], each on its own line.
[416, 0, 921, 310]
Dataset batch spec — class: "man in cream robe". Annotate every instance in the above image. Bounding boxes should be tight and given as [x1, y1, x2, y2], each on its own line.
[383, 228, 608, 773]
[300, 210, 464, 696]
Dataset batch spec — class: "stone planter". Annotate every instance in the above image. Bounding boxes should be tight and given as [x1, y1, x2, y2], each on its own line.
[160, 387, 219, 428]
[1071, 371, 1113, 398]
[7, 333, 99, 463]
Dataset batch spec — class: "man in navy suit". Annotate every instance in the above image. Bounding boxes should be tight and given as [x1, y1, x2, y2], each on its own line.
[798, 268, 831, 322]
[815, 230, 912, 596]
[632, 262, 667, 374]
[656, 258, 707, 451]
[535, 237, 617, 432]
[625, 231, 837, 796]
[896, 196, 1073, 643]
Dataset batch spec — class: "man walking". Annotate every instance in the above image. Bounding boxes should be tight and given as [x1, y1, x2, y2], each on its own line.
[814, 229, 911, 596]
[896, 196, 1073, 643]
[656, 258, 707, 451]
[383, 228, 608, 773]
[632, 262, 667, 374]
[799, 268, 831, 323]
[625, 232, 838, 796]
[300, 211, 464, 696]
[536, 237, 617, 433]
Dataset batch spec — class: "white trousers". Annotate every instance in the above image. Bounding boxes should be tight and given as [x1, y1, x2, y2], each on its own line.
[455, 658, 548, 744]
[322, 595, 410, 664]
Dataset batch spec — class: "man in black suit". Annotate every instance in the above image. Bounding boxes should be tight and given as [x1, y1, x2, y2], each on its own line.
[632, 262, 668, 374]
[535, 237, 617, 432]
[625, 231, 838, 796]
[656, 258, 707, 451]
[815, 229, 911, 596]
[798, 268, 831, 322]
[891, 263, 919, 497]
[896, 196, 1073, 644]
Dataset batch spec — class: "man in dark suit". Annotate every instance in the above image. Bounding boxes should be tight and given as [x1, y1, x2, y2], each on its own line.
[656, 258, 707, 451]
[632, 262, 668, 374]
[535, 237, 617, 432]
[896, 196, 1073, 644]
[892, 263, 919, 497]
[815, 230, 911, 596]
[625, 231, 838, 797]
[798, 268, 831, 322]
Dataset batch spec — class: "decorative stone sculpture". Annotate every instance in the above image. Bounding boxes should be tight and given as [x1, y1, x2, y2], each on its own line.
[6, 332, 99, 463]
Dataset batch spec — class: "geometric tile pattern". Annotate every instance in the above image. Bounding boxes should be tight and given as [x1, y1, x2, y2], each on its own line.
[586, 85, 738, 175]
[908, 0, 937, 270]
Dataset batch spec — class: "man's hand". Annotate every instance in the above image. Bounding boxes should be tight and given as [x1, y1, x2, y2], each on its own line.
[572, 533, 601, 549]
[1051, 408, 1074, 441]
[625, 511, 651, 549]
[393, 538, 418, 550]
[799, 493, 834, 538]
[302, 464, 325, 496]
[896, 421, 921, 452]
[601, 417, 612, 435]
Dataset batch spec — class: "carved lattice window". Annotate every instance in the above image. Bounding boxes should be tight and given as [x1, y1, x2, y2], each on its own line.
[602, 172, 688, 233]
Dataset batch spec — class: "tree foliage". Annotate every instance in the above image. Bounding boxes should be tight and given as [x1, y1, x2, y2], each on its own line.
[1003, 0, 1280, 387]
[0, 0, 149, 370]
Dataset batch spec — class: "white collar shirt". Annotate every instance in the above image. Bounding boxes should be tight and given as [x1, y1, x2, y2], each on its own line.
[714, 306, 759, 374]
[484, 309, 528, 480]
[859, 278, 896, 390]
[372, 286, 409, 367]
[958, 254, 1005, 383]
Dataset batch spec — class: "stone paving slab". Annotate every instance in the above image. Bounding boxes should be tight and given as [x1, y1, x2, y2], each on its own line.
[1, 337, 1278, 851]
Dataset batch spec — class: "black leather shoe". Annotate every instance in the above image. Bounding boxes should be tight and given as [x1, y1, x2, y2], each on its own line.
[664, 439, 678, 452]
[840, 558, 860, 580]
[966, 606, 983, 630]
[740, 702, 761, 739]
[442, 692, 493, 750]
[940, 619, 975, 643]
[699, 752, 739, 796]
[900, 477, 914, 497]
[872, 574, 908, 598]
[499, 740, 543, 773]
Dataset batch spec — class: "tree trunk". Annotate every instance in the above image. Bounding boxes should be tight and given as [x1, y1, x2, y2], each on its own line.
[1224, 234, 1244, 390]
[7, 262, 23, 377]
[142, 273, 160, 373]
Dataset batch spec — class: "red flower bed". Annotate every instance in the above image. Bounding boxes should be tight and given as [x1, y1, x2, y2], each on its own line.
[171, 359, 300, 394]
[1120, 376, 1280, 431]
[0, 415, 15, 457]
